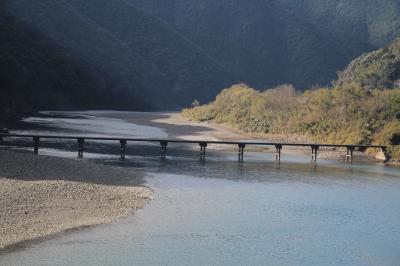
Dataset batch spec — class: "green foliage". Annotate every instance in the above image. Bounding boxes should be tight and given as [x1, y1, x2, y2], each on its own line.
[2, 0, 400, 126]
[183, 84, 300, 134]
[4, 0, 233, 110]
[182, 104, 216, 122]
[183, 38, 400, 161]
[338, 38, 400, 89]
[0, 0, 138, 125]
[130, 0, 400, 89]
[373, 122, 400, 160]
[183, 81, 400, 160]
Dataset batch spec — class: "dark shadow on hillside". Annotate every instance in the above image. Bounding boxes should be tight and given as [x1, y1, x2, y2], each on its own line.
[0, 0, 150, 127]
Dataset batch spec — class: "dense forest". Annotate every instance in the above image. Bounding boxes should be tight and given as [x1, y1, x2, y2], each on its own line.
[131, 0, 400, 88]
[183, 38, 400, 161]
[1, 0, 400, 126]
[1, 0, 234, 112]
[0, 1, 148, 125]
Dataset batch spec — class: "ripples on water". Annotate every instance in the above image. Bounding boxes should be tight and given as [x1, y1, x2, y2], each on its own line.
[1, 111, 400, 266]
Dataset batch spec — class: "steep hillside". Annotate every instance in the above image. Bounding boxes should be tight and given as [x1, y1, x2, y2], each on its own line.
[182, 38, 400, 161]
[2, 0, 400, 126]
[337, 38, 400, 89]
[129, 0, 400, 89]
[3, 0, 234, 111]
[0, 1, 131, 125]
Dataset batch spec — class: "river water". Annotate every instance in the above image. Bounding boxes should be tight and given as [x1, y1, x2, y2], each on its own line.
[1, 111, 400, 265]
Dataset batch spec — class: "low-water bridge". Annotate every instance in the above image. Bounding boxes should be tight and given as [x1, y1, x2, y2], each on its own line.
[0, 133, 388, 163]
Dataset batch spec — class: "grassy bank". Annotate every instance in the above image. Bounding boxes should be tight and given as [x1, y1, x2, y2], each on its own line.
[182, 83, 400, 162]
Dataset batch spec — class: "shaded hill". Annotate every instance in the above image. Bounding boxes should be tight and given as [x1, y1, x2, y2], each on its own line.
[182, 38, 400, 161]
[2, 0, 235, 117]
[337, 38, 400, 89]
[129, 0, 400, 89]
[2, 0, 400, 126]
[0, 1, 132, 125]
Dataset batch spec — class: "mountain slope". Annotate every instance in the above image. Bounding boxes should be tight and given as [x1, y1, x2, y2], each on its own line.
[2, 0, 400, 125]
[0, 1, 131, 125]
[4, 0, 235, 109]
[129, 0, 400, 89]
[337, 38, 400, 89]
[182, 37, 400, 160]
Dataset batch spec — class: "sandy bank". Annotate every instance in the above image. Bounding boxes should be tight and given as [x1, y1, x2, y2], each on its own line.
[110, 112, 376, 162]
[0, 150, 153, 250]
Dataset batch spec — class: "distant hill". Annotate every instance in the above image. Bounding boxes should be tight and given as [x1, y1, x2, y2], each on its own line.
[182, 38, 400, 161]
[129, 0, 400, 89]
[0, 1, 128, 124]
[2, 0, 234, 116]
[337, 38, 400, 89]
[1, 0, 400, 125]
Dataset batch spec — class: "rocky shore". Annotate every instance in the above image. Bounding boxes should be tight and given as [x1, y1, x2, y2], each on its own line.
[0, 150, 153, 250]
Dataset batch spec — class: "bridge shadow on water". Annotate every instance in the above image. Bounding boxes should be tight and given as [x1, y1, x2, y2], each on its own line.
[95, 147, 395, 186]
[2, 137, 397, 186]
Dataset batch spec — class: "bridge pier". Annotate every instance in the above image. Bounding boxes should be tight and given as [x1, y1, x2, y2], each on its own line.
[275, 144, 282, 163]
[160, 141, 168, 160]
[199, 142, 207, 161]
[120, 140, 127, 160]
[1, 133, 389, 165]
[346, 146, 355, 163]
[33, 136, 40, 155]
[238, 143, 245, 162]
[77, 138, 84, 158]
[311, 145, 319, 162]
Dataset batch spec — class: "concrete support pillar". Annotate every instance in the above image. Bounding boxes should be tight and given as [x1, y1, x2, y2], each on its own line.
[0, 128, 8, 142]
[199, 142, 207, 161]
[120, 140, 127, 160]
[160, 141, 168, 160]
[311, 145, 319, 162]
[33, 136, 40, 155]
[77, 138, 84, 158]
[275, 144, 282, 163]
[346, 146, 355, 163]
[238, 143, 245, 162]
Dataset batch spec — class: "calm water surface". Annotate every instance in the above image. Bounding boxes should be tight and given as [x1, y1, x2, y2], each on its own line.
[1, 111, 400, 265]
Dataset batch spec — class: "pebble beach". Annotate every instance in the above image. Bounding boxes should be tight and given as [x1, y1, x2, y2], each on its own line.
[0, 150, 153, 250]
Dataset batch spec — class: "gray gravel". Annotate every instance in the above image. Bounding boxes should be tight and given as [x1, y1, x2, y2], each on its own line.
[0, 150, 153, 249]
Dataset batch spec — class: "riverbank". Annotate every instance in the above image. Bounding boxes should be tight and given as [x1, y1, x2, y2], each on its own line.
[0, 150, 153, 250]
[105, 111, 377, 162]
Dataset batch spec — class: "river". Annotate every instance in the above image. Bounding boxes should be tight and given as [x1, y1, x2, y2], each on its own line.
[1, 111, 400, 265]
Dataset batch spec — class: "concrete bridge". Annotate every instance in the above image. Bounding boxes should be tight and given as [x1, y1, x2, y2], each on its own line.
[0, 133, 388, 163]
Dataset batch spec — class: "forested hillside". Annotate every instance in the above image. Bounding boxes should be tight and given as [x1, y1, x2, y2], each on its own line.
[2, 0, 400, 125]
[0, 1, 129, 125]
[130, 0, 400, 89]
[337, 38, 400, 89]
[182, 38, 400, 161]
[5, 0, 235, 107]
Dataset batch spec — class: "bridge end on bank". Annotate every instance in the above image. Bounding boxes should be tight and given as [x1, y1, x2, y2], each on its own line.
[375, 147, 389, 162]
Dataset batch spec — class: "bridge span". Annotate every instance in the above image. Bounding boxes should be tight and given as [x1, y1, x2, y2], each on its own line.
[0, 133, 388, 163]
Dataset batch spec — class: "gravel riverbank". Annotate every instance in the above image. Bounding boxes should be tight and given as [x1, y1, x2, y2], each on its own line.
[0, 150, 153, 250]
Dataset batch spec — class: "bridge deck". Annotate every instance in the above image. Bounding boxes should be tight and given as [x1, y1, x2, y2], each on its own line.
[0, 133, 386, 149]
[0, 133, 388, 163]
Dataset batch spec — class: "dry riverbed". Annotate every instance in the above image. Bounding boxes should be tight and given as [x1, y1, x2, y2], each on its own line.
[0, 150, 153, 250]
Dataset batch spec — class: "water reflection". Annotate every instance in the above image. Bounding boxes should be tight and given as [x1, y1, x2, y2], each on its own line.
[1, 160, 400, 265]
[1, 111, 400, 266]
